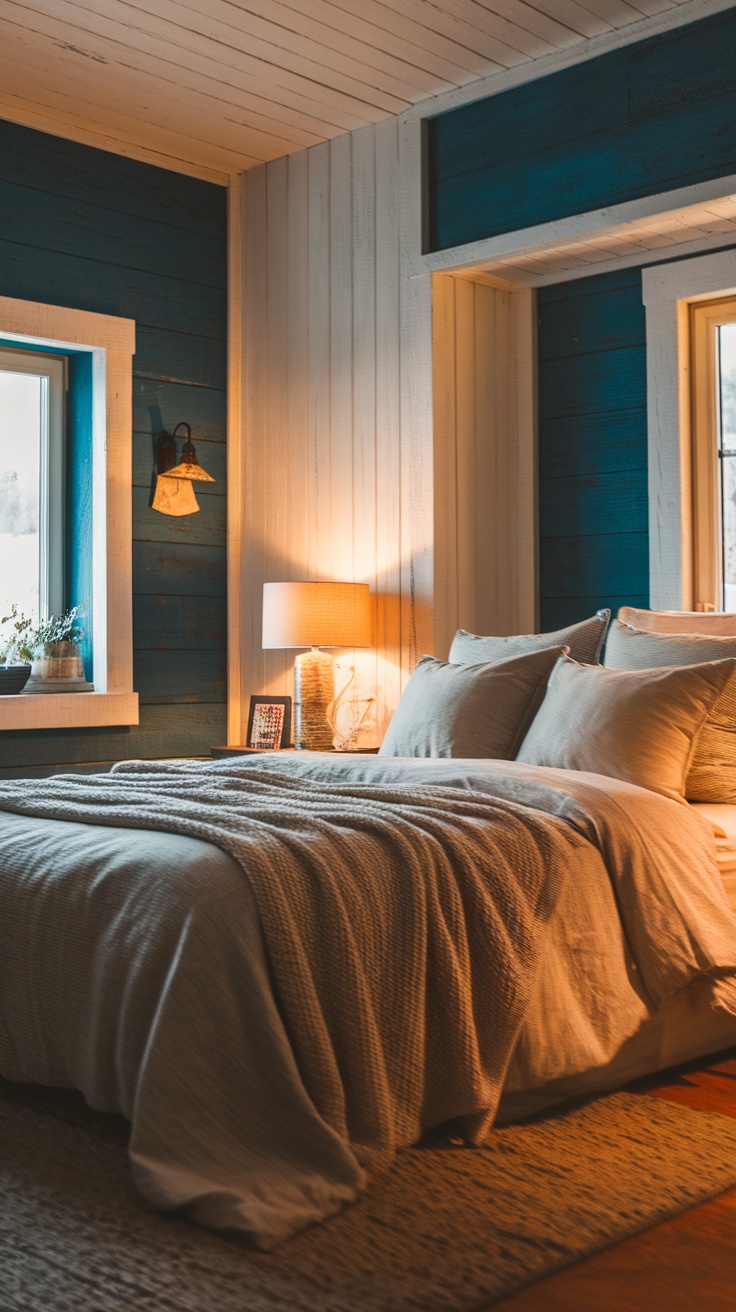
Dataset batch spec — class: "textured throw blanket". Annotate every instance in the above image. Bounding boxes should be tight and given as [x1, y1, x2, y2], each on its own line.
[0, 762, 583, 1164]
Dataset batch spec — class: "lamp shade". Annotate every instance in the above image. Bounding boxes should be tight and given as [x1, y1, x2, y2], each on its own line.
[262, 581, 372, 649]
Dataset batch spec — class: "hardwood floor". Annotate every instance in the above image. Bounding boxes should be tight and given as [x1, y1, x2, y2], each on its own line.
[489, 1050, 736, 1312]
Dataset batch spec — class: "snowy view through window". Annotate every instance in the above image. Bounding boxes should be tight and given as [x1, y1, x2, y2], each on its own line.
[0, 370, 41, 627]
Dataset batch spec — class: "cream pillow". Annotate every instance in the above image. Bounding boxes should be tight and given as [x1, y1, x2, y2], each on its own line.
[379, 647, 565, 760]
[604, 622, 736, 803]
[516, 654, 736, 802]
[450, 609, 610, 667]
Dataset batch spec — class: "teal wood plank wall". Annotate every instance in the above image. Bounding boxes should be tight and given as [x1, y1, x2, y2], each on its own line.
[426, 8, 736, 252]
[537, 268, 649, 630]
[0, 119, 227, 775]
[428, 8, 736, 628]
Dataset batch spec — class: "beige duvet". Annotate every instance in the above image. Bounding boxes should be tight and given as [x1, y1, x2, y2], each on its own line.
[0, 755, 734, 1247]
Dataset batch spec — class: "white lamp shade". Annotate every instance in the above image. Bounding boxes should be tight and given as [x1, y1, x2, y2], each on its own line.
[262, 581, 372, 649]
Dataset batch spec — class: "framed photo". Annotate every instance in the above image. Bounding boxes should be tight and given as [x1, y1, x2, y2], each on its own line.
[246, 695, 292, 750]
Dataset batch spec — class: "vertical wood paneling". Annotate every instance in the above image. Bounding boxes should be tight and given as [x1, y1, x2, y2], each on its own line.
[374, 118, 402, 727]
[238, 115, 438, 743]
[431, 276, 536, 657]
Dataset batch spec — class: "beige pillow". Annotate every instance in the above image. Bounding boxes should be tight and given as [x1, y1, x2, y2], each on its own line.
[605, 621, 736, 803]
[449, 610, 610, 668]
[516, 654, 736, 802]
[618, 607, 736, 636]
[379, 647, 565, 760]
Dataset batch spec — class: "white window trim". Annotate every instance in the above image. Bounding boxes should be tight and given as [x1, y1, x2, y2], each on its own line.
[642, 251, 736, 611]
[0, 294, 138, 731]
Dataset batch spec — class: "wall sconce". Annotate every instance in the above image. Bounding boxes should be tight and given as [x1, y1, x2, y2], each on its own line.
[262, 581, 372, 750]
[151, 423, 215, 517]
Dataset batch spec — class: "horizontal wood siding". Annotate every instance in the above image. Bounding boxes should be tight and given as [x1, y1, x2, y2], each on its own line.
[0, 119, 227, 773]
[427, 9, 736, 251]
[537, 268, 649, 629]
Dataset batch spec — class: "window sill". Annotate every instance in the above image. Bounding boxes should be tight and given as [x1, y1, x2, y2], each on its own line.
[0, 692, 139, 731]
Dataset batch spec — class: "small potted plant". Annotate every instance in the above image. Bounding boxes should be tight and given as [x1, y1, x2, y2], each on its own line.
[0, 605, 34, 695]
[21, 604, 93, 694]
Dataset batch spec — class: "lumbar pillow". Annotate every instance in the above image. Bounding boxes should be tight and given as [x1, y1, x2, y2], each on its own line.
[378, 646, 566, 760]
[516, 653, 736, 803]
[605, 620, 736, 803]
[449, 610, 610, 668]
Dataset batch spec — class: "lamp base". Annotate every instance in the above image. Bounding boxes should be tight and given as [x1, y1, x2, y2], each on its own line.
[294, 648, 335, 751]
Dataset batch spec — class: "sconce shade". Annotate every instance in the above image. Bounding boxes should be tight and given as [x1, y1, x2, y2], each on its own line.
[161, 422, 215, 483]
[262, 582, 372, 649]
[151, 474, 200, 516]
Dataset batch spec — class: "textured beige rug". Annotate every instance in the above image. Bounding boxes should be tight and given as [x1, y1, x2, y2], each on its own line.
[2, 1079, 736, 1312]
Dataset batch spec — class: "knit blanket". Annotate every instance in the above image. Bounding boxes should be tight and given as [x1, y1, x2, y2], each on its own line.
[0, 762, 579, 1163]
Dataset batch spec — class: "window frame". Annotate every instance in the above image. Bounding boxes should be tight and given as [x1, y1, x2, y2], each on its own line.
[689, 296, 736, 611]
[642, 250, 736, 612]
[0, 295, 138, 731]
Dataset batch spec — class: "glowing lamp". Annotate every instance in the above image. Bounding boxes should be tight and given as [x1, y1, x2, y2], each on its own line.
[262, 581, 372, 751]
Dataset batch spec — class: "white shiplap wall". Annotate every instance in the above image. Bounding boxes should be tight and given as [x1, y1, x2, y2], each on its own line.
[236, 118, 433, 743]
[233, 120, 535, 742]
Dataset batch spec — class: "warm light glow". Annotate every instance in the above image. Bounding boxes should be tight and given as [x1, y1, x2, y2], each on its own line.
[262, 581, 372, 649]
[152, 475, 200, 516]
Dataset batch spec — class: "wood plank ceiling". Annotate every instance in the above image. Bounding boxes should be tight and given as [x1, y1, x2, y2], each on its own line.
[0, 0, 721, 183]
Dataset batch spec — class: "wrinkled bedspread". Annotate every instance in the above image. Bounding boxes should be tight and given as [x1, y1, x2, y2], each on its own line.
[0, 755, 735, 1246]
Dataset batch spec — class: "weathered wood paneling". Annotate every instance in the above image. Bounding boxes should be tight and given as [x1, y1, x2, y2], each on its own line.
[0, 119, 227, 773]
[537, 269, 649, 629]
[428, 9, 736, 252]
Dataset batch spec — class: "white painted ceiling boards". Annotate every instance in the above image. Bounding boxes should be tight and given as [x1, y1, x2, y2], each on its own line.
[0, 0, 730, 182]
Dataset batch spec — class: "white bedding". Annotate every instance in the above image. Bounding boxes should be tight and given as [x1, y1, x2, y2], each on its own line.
[0, 754, 735, 1247]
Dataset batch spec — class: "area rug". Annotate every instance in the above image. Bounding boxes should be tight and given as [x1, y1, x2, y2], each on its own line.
[2, 1080, 736, 1312]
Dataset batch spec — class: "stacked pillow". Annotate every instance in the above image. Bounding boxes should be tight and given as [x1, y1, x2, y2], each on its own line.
[381, 605, 736, 807]
[380, 611, 610, 761]
[378, 647, 566, 759]
[516, 649, 736, 803]
[603, 620, 736, 803]
[449, 609, 610, 667]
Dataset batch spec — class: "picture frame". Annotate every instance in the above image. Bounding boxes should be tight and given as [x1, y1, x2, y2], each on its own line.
[246, 695, 292, 750]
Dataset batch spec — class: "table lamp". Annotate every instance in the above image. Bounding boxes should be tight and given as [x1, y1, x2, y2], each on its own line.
[262, 581, 372, 750]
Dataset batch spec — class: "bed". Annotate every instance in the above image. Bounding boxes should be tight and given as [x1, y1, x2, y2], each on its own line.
[1, 745, 736, 1248]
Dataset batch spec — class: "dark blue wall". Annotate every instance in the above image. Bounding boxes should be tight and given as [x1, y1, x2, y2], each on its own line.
[0, 120, 227, 773]
[427, 8, 736, 252]
[428, 7, 736, 627]
[537, 268, 649, 630]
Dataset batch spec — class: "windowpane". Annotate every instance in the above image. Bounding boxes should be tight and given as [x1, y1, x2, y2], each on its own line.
[720, 324, 736, 610]
[0, 370, 42, 625]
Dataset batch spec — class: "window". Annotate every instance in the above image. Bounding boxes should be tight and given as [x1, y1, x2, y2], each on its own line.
[0, 346, 65, 625]
[0, 294, 138, 730]
[690, 297, 736, 612]
[642, 250, 736, 613]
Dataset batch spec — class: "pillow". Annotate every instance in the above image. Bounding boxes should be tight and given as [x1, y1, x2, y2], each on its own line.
[378, 646, 566, 760]
[605, 620, 736, 670]
[516, 653, 736, 803]
[449, 610, 610, 667]
[605, 621, 736, 803]
[618, 606, 736, 636]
